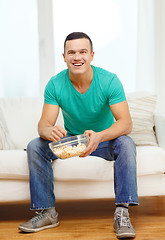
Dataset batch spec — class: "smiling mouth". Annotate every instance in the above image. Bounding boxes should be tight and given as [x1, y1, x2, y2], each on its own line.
[72, 63, 84, 67]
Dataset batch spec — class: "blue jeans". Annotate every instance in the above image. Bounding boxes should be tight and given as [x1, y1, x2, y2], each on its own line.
[27, 135, 138, 210]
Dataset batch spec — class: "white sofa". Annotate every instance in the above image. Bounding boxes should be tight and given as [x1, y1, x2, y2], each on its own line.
[0, 92, 165, 203]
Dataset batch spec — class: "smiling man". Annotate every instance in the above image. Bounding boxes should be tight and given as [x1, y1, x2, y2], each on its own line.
[19, 32, 138, 239]
[63, 36, 94, 78]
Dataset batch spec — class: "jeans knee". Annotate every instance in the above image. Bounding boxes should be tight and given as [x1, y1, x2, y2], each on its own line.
[27, 138, 41, 154]
[26, 138, 50, 160]
[27, 137, 55, 164]
[114, 135, 136, 167]
[117, 135, 136, 153]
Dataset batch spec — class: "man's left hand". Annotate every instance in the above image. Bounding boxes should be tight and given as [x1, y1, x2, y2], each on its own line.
[79, 130, 101, 157]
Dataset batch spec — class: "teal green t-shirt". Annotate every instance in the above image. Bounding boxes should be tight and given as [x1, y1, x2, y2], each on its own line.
[44, 65, 126, 135]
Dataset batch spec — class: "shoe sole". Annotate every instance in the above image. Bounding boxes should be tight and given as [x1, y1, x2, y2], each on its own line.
[114, 227, 135, 239]
[19, 221, 59, 233]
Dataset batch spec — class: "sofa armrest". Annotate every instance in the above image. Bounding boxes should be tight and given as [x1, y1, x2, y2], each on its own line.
[154, 113, 165, 150]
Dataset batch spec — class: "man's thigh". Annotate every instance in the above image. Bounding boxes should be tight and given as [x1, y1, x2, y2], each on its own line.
[89, 140, 115, 161]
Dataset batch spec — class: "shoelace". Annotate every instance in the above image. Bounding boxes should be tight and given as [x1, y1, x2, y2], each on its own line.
[32, 210, 46, 223]
[116, 209, 131, 228]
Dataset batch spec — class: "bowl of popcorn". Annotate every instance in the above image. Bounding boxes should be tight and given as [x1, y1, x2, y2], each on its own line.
[49, 134, 89, 159]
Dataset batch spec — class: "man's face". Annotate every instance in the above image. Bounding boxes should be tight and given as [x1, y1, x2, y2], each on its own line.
[63, 38, 94, 76]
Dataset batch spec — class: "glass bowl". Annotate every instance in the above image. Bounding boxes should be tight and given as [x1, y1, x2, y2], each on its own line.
[49, 134, 89, 159]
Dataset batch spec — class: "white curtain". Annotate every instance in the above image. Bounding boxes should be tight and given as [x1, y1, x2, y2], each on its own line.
[136, 0, 165, 112]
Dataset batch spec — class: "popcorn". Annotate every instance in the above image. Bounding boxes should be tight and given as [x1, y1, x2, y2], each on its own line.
[52, 143, 86, 159]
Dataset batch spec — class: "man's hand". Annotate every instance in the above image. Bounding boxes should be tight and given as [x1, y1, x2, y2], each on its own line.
[46, 125, 67, 142]
[38, 104, 67, 141]
[80, 130, 102, 157]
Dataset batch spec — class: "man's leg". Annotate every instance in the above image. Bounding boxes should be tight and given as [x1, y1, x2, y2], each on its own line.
[90, 135, 138, 238]
[112, 136, 138, 238]
[112, 135, 138, 205]
[19, 137, 59, 233]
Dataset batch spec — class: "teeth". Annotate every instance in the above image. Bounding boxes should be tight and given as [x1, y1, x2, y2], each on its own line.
[73, 63, 83, 66]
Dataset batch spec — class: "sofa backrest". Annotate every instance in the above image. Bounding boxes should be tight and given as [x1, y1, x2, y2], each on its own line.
[0, 92, 158, 150]
[0, 97, 64, 149]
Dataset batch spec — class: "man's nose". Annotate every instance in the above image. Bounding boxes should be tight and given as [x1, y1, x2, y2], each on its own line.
[74, 52, 81, 60]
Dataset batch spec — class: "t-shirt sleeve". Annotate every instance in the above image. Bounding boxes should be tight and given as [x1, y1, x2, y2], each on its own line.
[108, 74, 126, 105]
[44, 77, 59, 105]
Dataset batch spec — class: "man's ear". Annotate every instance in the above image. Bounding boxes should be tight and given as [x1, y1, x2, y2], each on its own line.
[91, 51, 95, 61]
[62, 53, 66, 62]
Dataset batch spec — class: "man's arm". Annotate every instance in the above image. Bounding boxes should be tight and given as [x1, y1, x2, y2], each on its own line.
[81, 100, 132, 157]
[38, 103, 67, 141]
[98, 100, 132, 141]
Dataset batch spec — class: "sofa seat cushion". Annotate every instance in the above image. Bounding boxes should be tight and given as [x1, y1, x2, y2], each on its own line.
[0, 151, 113, 181]
[53, 156, 114, 181]
[137, 146, 165, 176]
[0, 146, 165, 181]
[53, 146, 165, 181]
[0, 150, 29, 180]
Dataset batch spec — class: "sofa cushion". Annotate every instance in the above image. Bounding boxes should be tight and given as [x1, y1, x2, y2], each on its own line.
[0, 107, 15, 150]
[53, 146, 165, 180]
[0, 146, 165, 181]
[136, 146, 165, 176]
[0, 151, 113, 181]
[127, 92, 158, 146]
[0, 150, 29, 179]
[53, 156, 114, 181]
[0, 98, 43, 149]
[0, 97, 64, 150]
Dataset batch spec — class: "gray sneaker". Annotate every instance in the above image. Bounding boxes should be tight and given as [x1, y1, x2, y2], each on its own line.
[113, 208, 135, 239]
[18, 209, 59, 233]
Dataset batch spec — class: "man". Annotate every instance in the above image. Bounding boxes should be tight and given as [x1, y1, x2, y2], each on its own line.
[19, 32, 138, 238]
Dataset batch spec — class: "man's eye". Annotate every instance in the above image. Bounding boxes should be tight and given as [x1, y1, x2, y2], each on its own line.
[81, 51, 87, 54]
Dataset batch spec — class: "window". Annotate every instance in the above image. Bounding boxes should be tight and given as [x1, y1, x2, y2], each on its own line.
[53, 0, 138, 92]
[0, 0, 39, 97]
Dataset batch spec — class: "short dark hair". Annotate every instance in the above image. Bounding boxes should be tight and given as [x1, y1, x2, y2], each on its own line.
[64, 32, 93, 52]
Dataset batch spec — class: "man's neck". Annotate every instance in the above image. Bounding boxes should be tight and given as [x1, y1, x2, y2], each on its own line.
[69, 66, 93, 89]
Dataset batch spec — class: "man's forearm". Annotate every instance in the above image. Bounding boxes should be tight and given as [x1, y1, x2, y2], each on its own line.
[38, 122, 53, 140]
[98, 119, 132, 143]
[38, 120, 67, 142]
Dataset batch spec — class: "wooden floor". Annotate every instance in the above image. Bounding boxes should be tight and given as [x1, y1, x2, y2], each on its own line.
[0, 196, 165, 240]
